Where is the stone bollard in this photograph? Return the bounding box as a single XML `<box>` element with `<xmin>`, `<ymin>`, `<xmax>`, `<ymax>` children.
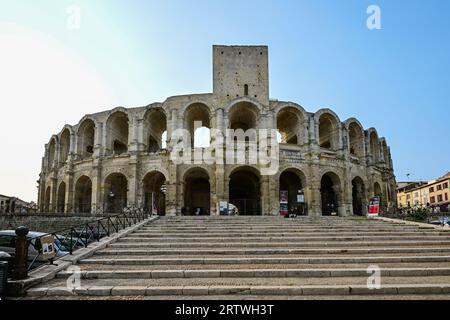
<box><xmin>12</xmin><ymin>226</ymin><xmax>29</xmax><ymax>280</ymax></box>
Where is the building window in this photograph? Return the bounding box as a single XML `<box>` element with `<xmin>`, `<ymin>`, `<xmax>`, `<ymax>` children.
<box><xmin>429</xmin><ymin>187</ymin><xmax>434</xmax><ymax>193</ymax></box>
<box><xmin>244</xmin><ymin>84</ymin><xmax>249</xmax><ymax>96</ymax></box>
<box><xmin>438</xmin><ymin>195</ymin><xmax>443</xmax><ymax>202</ymax></box>
<box><xmin>430</xmin><ymin>196</ymin><xmax>435</xmax><ymax>203</ymax></box>
<box><xmin>437</xmin><ymin>185</ymin><xmax>442</xmax><ymax>191</ymax></box>
<box><xmin>414</xmin><ymin>192</ymin><xmax>419</xmax><ymax>197</ymax></box>
<box><xmin>443</xmin><ymin>182</ymin><xmax>449</xmax><ymax>189</ymax></box>
<box><xmin>445</xmin><ymin>193</ymin><xmax>448</xmax><ymax>201</ymax></box>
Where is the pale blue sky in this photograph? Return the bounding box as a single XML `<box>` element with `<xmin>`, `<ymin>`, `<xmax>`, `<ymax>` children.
<box><xmin>0</xmin><ymin>0</ymin><xmax>449</xmax><ymax>201</ymax></box>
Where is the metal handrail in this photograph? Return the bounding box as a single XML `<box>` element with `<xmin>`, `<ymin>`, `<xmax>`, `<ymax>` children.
<box><xmin>17</xmin><ymin>209</ymin><xmax>148</xmax><ymax>272</ymax></box>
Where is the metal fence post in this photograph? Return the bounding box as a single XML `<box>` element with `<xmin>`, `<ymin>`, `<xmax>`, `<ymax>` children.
<box><xmin>12</xmin><ymin>226</ymin><xmax>29</xmax><ymax>280</ymax></box>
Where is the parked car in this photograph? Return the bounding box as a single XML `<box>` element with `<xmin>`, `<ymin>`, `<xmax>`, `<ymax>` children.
<box><xmin>430</xmin><ymin>217</ymin><xmax>450</xmax><ymax>226</ymax></box>
<box><xmin>0</xmin><ymin>230</ymin><xmax>70</xmax><ymax>265</ymax></box>
<box><xmin>0</xmin><ymin>251</ymin><xmax>13</xmax><ymax>276</ymax></box>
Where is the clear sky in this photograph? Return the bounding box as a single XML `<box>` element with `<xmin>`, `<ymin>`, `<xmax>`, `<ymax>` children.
<box><xmin>0</xmin><ymin>0</ymin><xmax>449</xmax><ymax>202</ymax></box>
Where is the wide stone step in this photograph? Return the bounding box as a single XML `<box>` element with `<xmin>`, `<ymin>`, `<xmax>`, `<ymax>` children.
<box><xmin>119</xmin><ymin>235</ymin><xmax>450</xmax><ymax>242</ymax></box>
<box><xmin>80</xmin><ymin>255</ymin><xmax>450</xmax><ymax>266</ymax></box>
<box><xmin>76</xmin><ymin>261</ymin><xmax>450</xmax><ymax>271</ymax></box>
<box><xmin>128</xmin><ymin>231</ymin><xmax>445</xmax><ymax>238</ymax></box>
<box><xmin>26</xmin><ymin>275</ymin><xmax>450</xmax><ymax>295</ymax></box>
<box><xmin>95</xmin><ymin>247</ymin><xmax>450</xmax><ymax>256</ymax></box>
<box><xmin>55</xmin><ymin>267</ymin><xmax>450</xmax><ymax>280</ymax></box>
<box><xmin>108</xmin><ymin>240</ymin><xmax>450</xmax><ymax>249</ymax></box>
<box><xmin>140</xmin><ymin>226</ymin><xmax>426</xmax><ymax>232</ymax></box>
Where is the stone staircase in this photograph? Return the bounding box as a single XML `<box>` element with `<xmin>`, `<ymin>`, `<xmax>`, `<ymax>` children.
<box><xmin>26</xmin><ymin>216</ymin><xmax>450</xmax><ymax>299</ymax></box>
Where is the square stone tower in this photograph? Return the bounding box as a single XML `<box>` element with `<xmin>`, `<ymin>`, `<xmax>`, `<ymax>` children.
<box><xmin>213</xmin><ymin>45</ymin><xmax>269</xmax><ymax>105</ymax></box>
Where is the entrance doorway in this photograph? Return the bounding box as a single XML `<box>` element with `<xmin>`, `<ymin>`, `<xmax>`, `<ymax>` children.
<box><xmin>352</xmin><ymin>177</ymin><xmax>366</xmax><ymax>216</ymax></box>
<box><xmin>229</xmin><ymin>167</ymin><xmax>261</xmax><ymax>215</ymax></box>
<box><xmin>321</xmin><ymin>172</ymin><xmax>341</xmax><ymax>216</ymax></box>
<box><xmin>183</xmin><ymin>168</ymin><xmax>211</xmax><ymax>215</ymax></box>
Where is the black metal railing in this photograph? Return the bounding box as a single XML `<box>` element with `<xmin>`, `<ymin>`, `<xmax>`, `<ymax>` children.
<box><xmin>12</xmin><ymin>208</ymin><xmax>148</xmax><ymax>276</ymax></box>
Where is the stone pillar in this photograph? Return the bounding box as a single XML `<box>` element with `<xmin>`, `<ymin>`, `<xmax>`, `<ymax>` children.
<box><xmin>261</xmin><ymin>175</ymin><xmax>270</xmax><ymax>215</ymax></box>
<box><xmin>65</xmin><ymin>171</ymin><xmax>74</xmax><ymax>213</ymax></box>
<box><xmin>128</xmin><ymin>117</ymin><xmax>138</xmax><ymax>154</ymax></box>
<box><xmin>270</xmin><ymin>176</ymin><xmax>280</xmax><ymax>216</ymax></box>
<box><xmin>50</xmin><ymin>176</ymin><xmax>57</xmax><ymax>213</ymax></box>
<box><xmin>128</xmin><ymin>155</ymin><xmax>139</xmax><ymax>207</ymax></box>
<box><xmin>94</xmin><ymin>122</ymin><xmax>103</xmax><ymax>158</ymax></box>
<box><xmin>91</xmin><ymin>162</ymin><xmax>102</xmax><ymax>214</ymax></box>
<box><xmin>165</xmin><ymin>163</ymin><xmax>178</xmax><ymax>216</ymax></box>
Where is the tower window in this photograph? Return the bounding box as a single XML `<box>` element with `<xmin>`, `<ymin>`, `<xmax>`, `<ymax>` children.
<box><xmin>244</xmin><ymin>84</ymin><xmax>249</xmax><ymax>96</ymax></box>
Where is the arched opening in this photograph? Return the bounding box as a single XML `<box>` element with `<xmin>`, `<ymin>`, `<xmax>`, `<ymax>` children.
<box><xmin>229</xmin><ymin>167</ymin><xmax>261</xmax><ymax>215</ymax></box>
<box><xmin>60</xmin><ymin>129</ymin><xmax>71</xmax><ymax>165</ymax></box>
<box><xmin>381</xmin><ymin>141</ymin><xmax>389</xmax><ymax>165</ymax></box>
<box><xmin>57</xmin><ymin>182</ymin><xmax>66</xmax><ymax>213</ymax></box>
<box><xmin>48</xmin><ymin>138</ymin><xmax>56</xmax><ymax>168</ymax></box>
<box><xmin>352</xmin><ymin>177</ymin><xmax>366</xmax><ymax>216</ymax></box>
<box><xmin>183</xmin><ymin>168</ymin><xmax>210</xmax><ymax>215</ymax></box>
<box><xmin>369</xmin><ymin>132</ymin><xmax>380</xmax><ymax>163</ymax></box>
<box><xmin>318</xmin><ymin>114</ymin><xmax>338</xmax><ymax>150</ymax></box>
<box><xmin>277</xmin><ymin>107</ymin><xmax>303</xmax><ymax>145</ymax></box>
<box><xmin>74</xmin><ymin>176</ymin><xmax>92</xmax><ymax>213</ymax></box>
<box><xmin>228</xmin><ymin>101</ymin><xmax>259</xmax><ymax>131</ymax></box>
<box><xmin>106</xmin><ymin>112</ymin><xmax>129</xmax><ymax>156</ymax></box>
<box><xmin>143</xmin><ymin>171</ymin><xmax>166</xmax><ymax>215</ymax></box>
<box><xmin>44</xmin><ymin>186</ymin><xmax>51</xmax><ymax>212</ymax></box>
<box><xmin>104</xmin><ymin>173</ymin><xmax>128</xmax><ymax>213</ymax></box>
<box><xmin>348</xmin><ymin>122</ymin><xmax>364</xmax><ymax>158</ymax></box>
<box><xmin>321</xmin><ymin>172</ymin><xmax>341</xmax><ymax>216</ymax></box>
<box><xmin>279</xmin><ymin>169</ymin><xmax>307</xmax><ymax>215</ymax></box>
<box><xmin>77</xmin><ymin>119</ymin><xmax>95</xmax><ymax>160</ymax></box>
<box><xmin>144</xmin><ymin>108</ymin><xmax>167</xmax><ymax>153</ymax></box>
<box><xmin>184</xmin><ymin>103</ymin><xmax>211</xmax><ymax>148</ymax></box>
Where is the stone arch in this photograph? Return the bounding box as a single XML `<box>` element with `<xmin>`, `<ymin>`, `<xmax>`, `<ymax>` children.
<box><xmin>345</xmin><ymin>118</ymin><xmax>365</xmax><ymax>158</ymax></box>
<box><xmin>47</xmin><ymin>136</ymin><xmax>58</xmax><ymax>168</ymax></box>
<box><xmin>44</xmin><ymin>186</ymin><xmax>51</xmax><ymax>212</ymax></box>
<box><xmin>59</xmin><ymin>128</ymin><xmax>71</xmax><ymax>165</ymax></box>
<box><xmin>351</xmin><ymin>176</ymin><xmax>366</xmax><ymax>216</ymax></box>
<box><xmin>182</xmin><ymin>167</ymin><xmax>211</xmax><ymax>215</ymax></box>
<box><xmin>104</xmin><ymin>172</ymin><xmax>128</xmax><ymax>213</ymax></box>
<box><xmin>276</xmin><ymin>105</ymin><xmax>306</xmax><ymax>145</ymax></box>
<box><xmin>74</xmin><ymin>175</ymin><xmax>92</xmax><ymax>213</ymax></box>
<box><xmin>77</xmin><ymin>118</ymin><xmax>96</xmax><ymax>160</ymax></box>
<box><xmin>315</xmin><ymin>109</ymin><xmax>341</xmax><ymax>151</ymax></box>
<box><xmin>106</xmin><ymin>111</ymin><xmax>129</xmax><ymax>156</ymax></box>
<box><xmin>227</xmin><ymin>100</ymin><xmax>261</xmax><ymax>130</ymax></box>
<box><xmin>320</xmin><ymin>171</ymin><xmax>343</xmax><ymax>216</ymax></box>
<box><xmin>183</xmin><ymin>102</ymin><xmax>212</xmax><ymax>148</ymax></box>
<box><xmin>57</xmin><ymin>181</ymin><xmax>66</xmax><ymax>213</ymax></box>
<box><xmin>229</xmin><ymin>166</ymin><xmax>261</xmax><ymax>215</ymax></box>
<box><xmin>367</xmin><ymin>128</ymin><xmax>380</xmax><ymax>163</ymax></box>
<box><xmin>142</xmin><ymin>170</ymin><xmax>166</xmax><ymax>215</ymax></box>
<box><xmin>143</xmin><ymin>107</ymin><xmax>167</xmax><ymax>153</ymax></box>
<box><xmin>279</xmin><ymin>168</ymin><xmax>308</xmax><ymax>215</ymax></box>
<box><xmin>380</xmin><ymin>138</ymin><xmax>389</xmax><ymax>166</ymax></box>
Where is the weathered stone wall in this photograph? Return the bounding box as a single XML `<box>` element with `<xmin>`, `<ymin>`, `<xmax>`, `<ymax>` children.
<box><xmin>0</xmin><ymin>214</ymin><xmax>102</xmax><ymax>234</ymax></box>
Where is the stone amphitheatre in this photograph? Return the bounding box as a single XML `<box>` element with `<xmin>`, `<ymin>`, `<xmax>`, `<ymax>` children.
<box><xmin>37</xmin><ymin>45</ymin><xmax>396</xmax><ymax>217</ymax></box>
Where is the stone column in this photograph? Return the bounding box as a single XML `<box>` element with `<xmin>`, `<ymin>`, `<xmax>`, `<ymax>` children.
<box><xmin>65</xmin><ymin>171</ymin><xmax>74</xmax><ymax>213</ymax></box>
<box><xmin>50</xmin><ymin>176</ymin><xmax>57</xmax><ymax>213</ymax></box>
<box><xmin>165</xmin><ymin>163</ymin><xmax>178</xmax><ymax>216</ymax></box>
<box><xmin>91</xmin><ymin>161</ymin><xmax>102</xmax><ymax>214</ymax></box>
<box><xmin>270</xmin><ymin>176</ymin><xmax>280</xmax><ymax>216</ymax></box>
<box><xmin>127</xmin><ymin>155</ymin><xmax>139</xmax><ymax>207</ymax></box>
<box><xmin>261</xmin><ymin>175</ymin><xmax>270</xmax><ymax>215</ymax></box>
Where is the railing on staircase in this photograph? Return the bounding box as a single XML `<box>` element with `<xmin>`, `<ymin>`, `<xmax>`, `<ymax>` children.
<box><xmin>9</xmin><ymin>208</ymin><xmax>149</xmax><ymax>280</ymax></box>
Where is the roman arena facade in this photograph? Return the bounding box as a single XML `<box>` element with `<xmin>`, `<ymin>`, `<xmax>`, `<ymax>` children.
<box><xmin>37</xmin><ymin>45</ymin><xmax>396</xmax><ymax>216</ymax></box>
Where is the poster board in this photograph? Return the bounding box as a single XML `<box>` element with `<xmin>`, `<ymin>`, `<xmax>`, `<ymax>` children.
<box><xmin>368</xmin><ymin>197</ymin><xmax>380</xmax><ymax>217</ymax></box>
<box><xmin>41</xmin><ymin>235</ymin><xmax>56</xmax><ymax>260</ymax></box>
<box><xmin>280</xmin><ymin>191</ymin><xmax>288</xmax><ymax>216</ymax></box>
